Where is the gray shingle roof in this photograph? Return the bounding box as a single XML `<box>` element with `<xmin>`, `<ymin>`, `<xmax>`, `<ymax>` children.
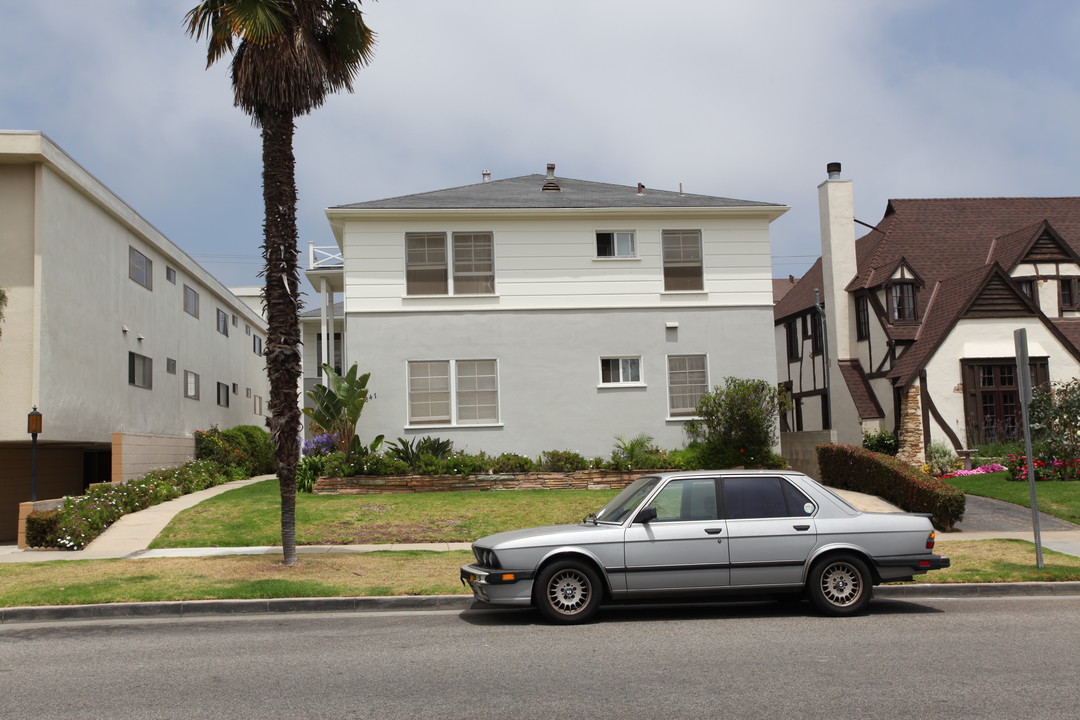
<box><xmin>332</xmin><ymin>174</ymin><xmax>782</xmax><ymax>210</ymax></box>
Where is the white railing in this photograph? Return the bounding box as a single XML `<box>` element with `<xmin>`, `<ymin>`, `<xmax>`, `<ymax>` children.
<box><xmin>308</xmin><ymin>242</ymin><xmax>343</xmax><ymax>269</ymax></box>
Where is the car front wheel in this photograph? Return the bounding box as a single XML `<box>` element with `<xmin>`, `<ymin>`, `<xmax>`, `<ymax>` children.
<box><xmin>806</xmin><ymin>555</ymin><xmax>872</xmax><ymax>616</ymax></box>
<box><xmin>534</xmin><ymin>560</ymin><xmax>602</xmax><ymax>624</ymax></box>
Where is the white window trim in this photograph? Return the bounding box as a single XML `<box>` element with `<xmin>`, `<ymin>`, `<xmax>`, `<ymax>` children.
<box><xmin>665</xmin><ymin>352</ymin><xmax>709</xmax><ymax>421</ymax></box>
<box><xmin>594</xmin><ymin>230</ymin><xmax>638</xmax><ymax>260</ymax></box>
<box><xmin>184</xmin><ymin>370</ymin><xmax>200</xmax><ymax>400</ymax></box>
<box><xmin>597</xmin><ymin>356</ymin><xmax>646</xmax><ymax>388</ymax></box>
<box><xmin>405</xmin><ymin>358</ymin><xmax>503</xmax><ymax>429</ymax></box>
<box><xmin>403</xmin><ymin>232</ymin><xmax>498</xmax><ymax>298</ymax></box>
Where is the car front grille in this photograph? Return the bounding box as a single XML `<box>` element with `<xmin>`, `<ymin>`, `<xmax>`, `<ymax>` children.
<box><xmin>473</xmin><ymin>547</ymin><xmax>500</xmax><ymax>569</ymax></box>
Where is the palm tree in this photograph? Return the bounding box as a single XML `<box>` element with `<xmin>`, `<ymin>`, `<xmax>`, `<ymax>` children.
<box><xmin>185</xmin><ymin>0</ymin><xmax>375</xmax><ymax>565</ymax></box>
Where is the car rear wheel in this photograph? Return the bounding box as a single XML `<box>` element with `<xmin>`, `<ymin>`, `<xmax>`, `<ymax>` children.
<box><xmin>534</xmin><ymin>560</ymin><xmax>601</xmax><ymax>624</ymax></box>
<box><xmin>806</xmin><ymin>555</ymin><xmax>872</xmax><ymax>616</ymax></box>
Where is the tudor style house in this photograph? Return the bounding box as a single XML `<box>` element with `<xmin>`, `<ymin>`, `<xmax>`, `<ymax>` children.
<box><xmin>304</xmin><ymin>165</ymin><xmax>788</xmax><ymax>457</ymax></box>
<box><xmin>775</xmin><ymin>162</ymin><xmax>1080</xmax><ymax>472</ymax></box>
<box><xmin>0</xmin><ymin>132</ymin><xmax>269</xmax><ymax>541</ymax></box>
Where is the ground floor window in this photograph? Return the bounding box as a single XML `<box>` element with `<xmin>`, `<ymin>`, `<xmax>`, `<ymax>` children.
<box><xmin>962</xmin><ymin>357</ymin><xmax>1048</xmax><ymax>445</ymax></box>
<box><xmin>667</xmin><ymin>354</ymin><xmax>708</xmax><ymax>417</ymax></box>
<box><xmin>407</xmin><ymin>359</ymin><xmax>499</xmax><ymax>426</ymax></box>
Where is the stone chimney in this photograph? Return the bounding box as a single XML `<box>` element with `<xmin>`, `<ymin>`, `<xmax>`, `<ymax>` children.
<box><xmin>818</xmin><ymin>162</ymin><xmax>857</xmax><ymax>362</ymax></box>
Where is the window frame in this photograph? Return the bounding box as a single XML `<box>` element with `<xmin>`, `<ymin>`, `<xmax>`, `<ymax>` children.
<box><xmin>165</xmin><ymin>266</ymin><xmax>177</xmax><ymax>284</ymax></box>
<box><xmin>184</xmin><ymin>370</ymin><xmax>200</xmax><ymax>400</ymax></box>
<box><xmin>183</xmin><ymin>285</ymin><xmax>199</xmax><ymax>318</ymax></box>
<box><xmin>128</xmin><ymin>247</ymin><xmax>153</xmax><ymax>290</ymax></box>
<box><xmin>406</xmin><ymin>358</ymin><xmax>501</xmax><ymax>428</ymax></box>
<box><xmin>253</xmin><ymin>334</ymin><xmax>263</xmax><ymax>356</ymax></box>
<box><xmin>661</xmin><ymin>229</ymin><xmax>704</xmax><ymax>292</ymax></box>
<box><xmin>595</xmin><ymin>231</ymin><xmax>637</xmax><ymax>259</ymax></box>
<box><xmin>128</xmin><ymin>352</ymin><xmax>153</xmax><ymax>389</ymax></box>
<box><xmin>216</xmin><ymin>309</ymin><xmax>229</xmax><ymax>336</ymax></box>
<box><xmin>855</xmin><ymin>294</ymin><xmax>870</xmax><ymax>341</ymax></box>
<box><xmin>785</xmin><ymin>320</ymin><xmax>800</xmax><ymax>362</ymax></box>
<box><xmin>666</xmin><ymin>353</ymin><xmax>708</xmax><ymax>419</ymax></box>
<box><xmin>405</xmin><ymin>232</ymin><xmax>496</xmax><ymax>296</ymax></box>
<box><xmin>887</xmin><ymin>281</ymin><xmax>917</xmax><ymax>323</ymax></box>
<box><xmin>599</xmin><ymin>356</ymin><xmax>644</xmax><ymax>387</ymax></box>
<box><xmin>1060</xmin><ymin>278</ymin><xmax>1078</xmax><ymax>312</ymax></box>
<box><xmin>216</xmin><ymin>381</ymin><xmax>230</xmax><ymax>408</ymax></box>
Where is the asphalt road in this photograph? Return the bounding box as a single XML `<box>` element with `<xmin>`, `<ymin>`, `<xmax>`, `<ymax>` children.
<box><xmin>3</xmin><ymin>596</ymin><xmax>1079</xmax><ymax>720</ymax></box>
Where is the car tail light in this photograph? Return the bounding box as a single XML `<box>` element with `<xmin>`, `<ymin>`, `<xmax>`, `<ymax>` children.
<box><xmin>926</xmin><ymin>531</ymin><xmax>936</xmax><ymax>550</ymax></box>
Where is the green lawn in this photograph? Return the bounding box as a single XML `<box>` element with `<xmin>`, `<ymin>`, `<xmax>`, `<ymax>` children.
<box><xmin>942</xmin><ymin>471</ymin><xmax>1080</xmax><ymax>526</ymax></box>
<box><xmin>150</xmin><ymin>480</ymin><xmax>621</xmax><ymax>548</ymax></box>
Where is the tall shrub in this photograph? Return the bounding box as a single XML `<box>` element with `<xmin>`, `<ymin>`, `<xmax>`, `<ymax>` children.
<box><xmin>303</xmin><ymin>363</ymin><xmax>379</xmax><ymax>455</ymax></box>
<box><xmin>1028</xmin><ymin>379</ymin><xmax>1080</xmax><ymax>465</ymax></box>
<box><xmin>684</xmin><ymin>377</ymin><xmax>787</xmax><ymax>468</ymax></box>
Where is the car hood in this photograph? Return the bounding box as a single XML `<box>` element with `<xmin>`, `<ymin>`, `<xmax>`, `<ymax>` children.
<box><xmin>475</xmin><ymin>522</ymin><xmax>623</xmax><ymax>549</ymax></box>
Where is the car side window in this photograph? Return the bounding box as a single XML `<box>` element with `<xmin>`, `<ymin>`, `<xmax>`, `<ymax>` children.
<box><xmin>723</xmin><ymin>476</ymin><xmax>792</xmax><ymax>520</ymax></box>
<box><xmin>648</xmin><ymin>478</ymin><xmax>719</xmax><ymax>522</ymax></box>
<box><xmin>781</xmin><ymin>479</ymin><xmax>816</xmax><ymax>517</ymax></box>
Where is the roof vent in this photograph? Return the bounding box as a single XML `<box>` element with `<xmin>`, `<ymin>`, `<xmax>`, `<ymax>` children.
<box><xmin>482</xmin><ymin>170</ymin><xmax>491</xmax><ymax>183</ymax></box>
<box><xmin>826</xmin><ymin>162</ymin><xmax>842</xmax><ymax>180</ymax></box>
<box><xmin>541</xmin><ymin>163</ymin><xmax>561</xmax><ymax>192</ymax></box>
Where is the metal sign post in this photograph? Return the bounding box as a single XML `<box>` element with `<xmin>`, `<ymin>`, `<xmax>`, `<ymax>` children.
<box><xmin>1014</xmin><ymin>329</ymin><xmax>1044</xmax><ymax>568</ymax></box>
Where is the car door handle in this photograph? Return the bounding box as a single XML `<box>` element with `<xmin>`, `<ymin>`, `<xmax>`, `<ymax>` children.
<box><xmin>793</xmin><ymin>525</ymin><xmax>810</xmax><ymax>531</ymax></box>
<box><xmin>704</xmin><ymin>528</ymin><xmax>723</xmax><ymax>535</ymax></box>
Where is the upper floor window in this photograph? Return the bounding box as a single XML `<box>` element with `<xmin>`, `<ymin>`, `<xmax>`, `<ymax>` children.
<box><xmin>184</xmin><ymin>371</ymin><xmax>200</xmax><ymax>400</ymax></box>
<box><xmin>1016</xmin><ymin>278</ymin><xmax>1038</xmax><ymax>307</ymax></box>
<box><xmin>596</xmin><ymin>231</ymin><xmax>636</xmax><ymax>258</ymax></box>
<box><xmin>166</xmin><ymin>266</ymin><xmax>177</xmax><ymax>284</ymax></box>
<box><xmin>129</xmin><ymin>247</ymin><xmax>152</xmax><ymax>290</ymax></box>
<box><xmin>811</xmin><ymin>312</ymin><xmax>823</xmax><ymax>355</ymax></box>
<box><xmin>315</xmin><ymin>332</ymin><xmax>342</xmax><ymax>377</ymax></box>
<box><xmin>600</xmin><ymin>357</ymin><xmax>642</xmax><ymax>385</ymax></box>
<box><xmin>667</xmin><ymin>354</ymin><xmax>708</xmax><ymax>417</ymax></box>
<box><xmin>217</xmin><ymin>382</ymin><xmax>230</xmax><ymax>408</ymax></box>
<box><xmin>785</xmin><ymin>321</ymin><xmax>800</xmax><ymax>361</ymax></box>
<box><xmin>216</xmin><ymin>309</ymin><xmax>229</xmax><ymax>336</ymax></box>
<box><xmin>184</xmin><ymin>285</ymin><xmax>199</xmax><ymax>318</ymax></box>
<box><xmin>253</xmin><ymin>335</ymin><xmax>263</xmax><ymax>356</ymax></box>
<box><xmin>1061</xmin><ymin>278</ymin><xmax>1078</xmax><ymax>311</ymax></box>
<box><xmin>888</xmin><ymin>282</ymin><xmax>917</xmax><ymax>322</ymax></box>
<box><xmin>128</xmin><ymin>352</ymin><xmax>152</xmax><ymax>389</ymax></box>
<box><xmin>661</xmin><ymin>230</ymin><xmax>703</xmax><ymax>292</ymax></box>
<box><xmin>855</xmin><ymin>295</ymin><xmax>870</xmax><ymax>341</ymax></box>
<box><xmin>405</xmin><ymin>232</ymin><xmax>494</xmax><ymax>295</ymax></box>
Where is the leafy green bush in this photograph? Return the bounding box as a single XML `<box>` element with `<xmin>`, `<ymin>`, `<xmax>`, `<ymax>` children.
<box><xmin>610</xmin><ymin>434</ymin><xmax>659</xmax><ymax>470</ymax></box>
<box><xmin>414</xmin><ymin>451</ymin><xmax>490</xmax><ymax>476</ymax></box>
<box><xmin>223</xmin><ymin>425</ymin><xmax>275</xmax><ymax>475</ymax></box>
<box><xmin>816</xmin><ymin>444</ymin><xmax>965</xmax><ymax>531</ymax></box>
<box><xmin>1029</xmin><ymin>379</ymin><xmax>1080</xmax><ymax>463</ymax></box>
<box><xmin>542</xmin><ymin>450</ymin><xmax>589</xmax><ymax>472</ymax></box>
<box><xmin>323</xmin><ymin>451</ymin><xmax>363</xmax><ymax>478</ymax></box>
<box><xmin>684</xmin><ymin>377</ymin><xmax>786</xmax><ymax>468</ymax></box>
<box><xmin>360</xmin><ymin>454</ymin><xmax>411</xmax><ymax>476</ymax></box>
<box><xmin>926</xmin><ymin>441</ymin><xmax>959</xmax><ymax>477</ymax></box>
<box><xmin>386</xmin><ymin>436</ymin><xmax>454</xmax><ymax>465</ymax></box>
<box><xmin>490</xmin><ymin>452</ymin><xmax>537</xmax><ymax>473</ymax></box>
<box><xmin>861</xmin><ymin>428</ymin><xmax>899</xmax><ymax>456</ymax></box>
<box><xmin>28</xmin><ymin>460</ymin><xmax>234</xmax><ymax>550</ymax></box>
<box><xmin>296</xmin><ymin>455</ymin><xmax>326</xmax><ymax>493</ymax></box>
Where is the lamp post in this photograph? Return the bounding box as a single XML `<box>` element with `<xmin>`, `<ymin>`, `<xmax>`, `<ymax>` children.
<box><xmin>27</xmin><ymin>406</ymin><xmax>42</xmax><ymax>502</ymax></box>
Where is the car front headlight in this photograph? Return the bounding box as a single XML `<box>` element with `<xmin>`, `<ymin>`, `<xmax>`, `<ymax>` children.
<box><xmin>473</xmin><ymin>546</ymin><xmax>500</xmax><ymax>569</ymax></box>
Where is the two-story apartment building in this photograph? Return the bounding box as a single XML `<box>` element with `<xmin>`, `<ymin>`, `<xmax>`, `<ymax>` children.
<box><xmin>305</xmin><ymin>165</ymin><xmax>788</xmax><ymax>457</ymax></box>
<box><xmin>0</xmin><ymin>132</ymin><xmax>269</xmax><ymax>540</ymax></box>
<box><xmin>775</xmin><ymin>163</ymin><xmax>1080</xmax><ymax>472</ymax></box>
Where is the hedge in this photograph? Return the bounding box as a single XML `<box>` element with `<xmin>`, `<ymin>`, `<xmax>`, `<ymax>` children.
<box><xmin>24</xmin><ymin>459</ymin><xmax>244</xmax><ymax>550</ymax></box>
<box><xmin>816</xmin><ymin>443</ymin><xmax>965</xmax><ymax>531</ymax></box>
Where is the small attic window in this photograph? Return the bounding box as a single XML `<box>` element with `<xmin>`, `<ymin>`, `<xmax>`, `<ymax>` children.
<box><xmin>1016</xmin><ymin>279</ymin><xmax>1038</xmax><ymax>307</ymax></box>
<box><xmin>888</xmin><ymin>282</ymin><xmax>917</xmax><ymax>323</ymax></box>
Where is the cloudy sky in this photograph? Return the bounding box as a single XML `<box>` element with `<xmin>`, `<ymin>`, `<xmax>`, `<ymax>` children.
<box><xmin>3</xmin><ymin>0</ymin><xmax>1079</xmax><ymax>295</ymax></box>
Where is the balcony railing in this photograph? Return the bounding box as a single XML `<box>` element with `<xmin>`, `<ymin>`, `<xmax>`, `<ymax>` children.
<box><xmin>308</xmin><ymin>242</ymin><xmax>343</xmax><ymax>269</ymax></box>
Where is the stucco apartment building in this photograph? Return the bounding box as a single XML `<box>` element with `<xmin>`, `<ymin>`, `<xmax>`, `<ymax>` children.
<box><xmin>301</xmin><ymin>164</ymin><xmax>788</xmax><ymax>458</ymax></box>
<box><xmin>775</xmin><ymin>163</ymin><xmax>1080</xmax><ymax>473</ymax></box>
<box><xmin>0</xmin><ymin>132</ymin><xmax>269</xmax><ymax>541</ymax></box>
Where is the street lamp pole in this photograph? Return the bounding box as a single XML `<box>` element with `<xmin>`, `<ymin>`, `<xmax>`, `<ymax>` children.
<box><xmin>27</xmin><ymin>406</ymin><xmax>42</xmax><ymax>502</ymax></box>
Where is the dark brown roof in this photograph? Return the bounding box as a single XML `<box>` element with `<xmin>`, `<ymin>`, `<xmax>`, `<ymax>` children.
<box><xmin>772</xmin><ymin>277</ymin><xmax>798</xmax><ymax>304</ymax></box>
<box><xmin>837</xmin><ymin>359</ymin><xmax>884</xmax><ymax>419</ymax></box>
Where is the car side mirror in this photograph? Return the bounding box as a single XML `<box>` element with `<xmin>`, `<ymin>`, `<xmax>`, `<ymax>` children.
<box><xmin>635</xmin><ymin>506</ymin><xmax>657</xmax><ymax>524</ymax></box>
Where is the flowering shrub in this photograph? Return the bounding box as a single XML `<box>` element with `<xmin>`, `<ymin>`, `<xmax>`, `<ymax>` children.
<box><xmin>1003</xmin><ymin>453</ymin><xmax>1080</xmax><ymax>482</ymax></box>
<box><xmin>937</xmin><ymin>463</ymin><xmax>1007</xmax><ymax>479</ymax></box>
<box><xmin>27</xmin><ymin>460</ymin><xmax>236</xmax><ymax>550</ymax></box>
<box><xmin>302</xmin><ymin>433</ymin><xmax>339</xmax><ymax>457</ymax></box>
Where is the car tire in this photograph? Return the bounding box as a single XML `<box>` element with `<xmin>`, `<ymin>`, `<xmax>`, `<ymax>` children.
<box><xmin>534</xmin><ymin>560</ymin><xmax>602</xmax><ymax>624</ymax></box>
<box><xmin>806</xmin><ymin>555</ymin><xmax>872</xmax><ymax>616</ymax></box>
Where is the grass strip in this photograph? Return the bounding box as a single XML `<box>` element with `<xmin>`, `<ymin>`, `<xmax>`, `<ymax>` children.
<box><xmin>149</xmin><ymin>481</ymin><xmax>621</xmax><ymax>548</ymax></box>
<box><xmin>2</xmin><ymin>542</ymin><xmax>1078</xmax><ymax>608</ymax></box>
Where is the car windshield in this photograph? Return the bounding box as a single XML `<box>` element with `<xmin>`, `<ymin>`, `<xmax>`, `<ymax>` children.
<box><xmin>593</xmin><ymin>475</ymin><xmax>662</xmax><ymax>524</ymax></box>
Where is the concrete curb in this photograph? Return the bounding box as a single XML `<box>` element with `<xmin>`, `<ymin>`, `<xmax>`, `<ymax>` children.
<box><xmin>4</xmin><ymin>582</ymin><xmax>1080</xmax><ymax>625</ymax></box>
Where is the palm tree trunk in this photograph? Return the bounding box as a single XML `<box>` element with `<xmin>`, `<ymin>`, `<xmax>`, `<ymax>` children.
<box><xmin>260</xmin><ymin>109</ymin><xmax>302</xmax><ymax>566</ymax></box>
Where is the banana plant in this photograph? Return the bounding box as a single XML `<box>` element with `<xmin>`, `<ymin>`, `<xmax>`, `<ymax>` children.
<box><xmin>303</xmin><ymin>363</ymin><xmax>375</xmax><ymax>455</ymax></box>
